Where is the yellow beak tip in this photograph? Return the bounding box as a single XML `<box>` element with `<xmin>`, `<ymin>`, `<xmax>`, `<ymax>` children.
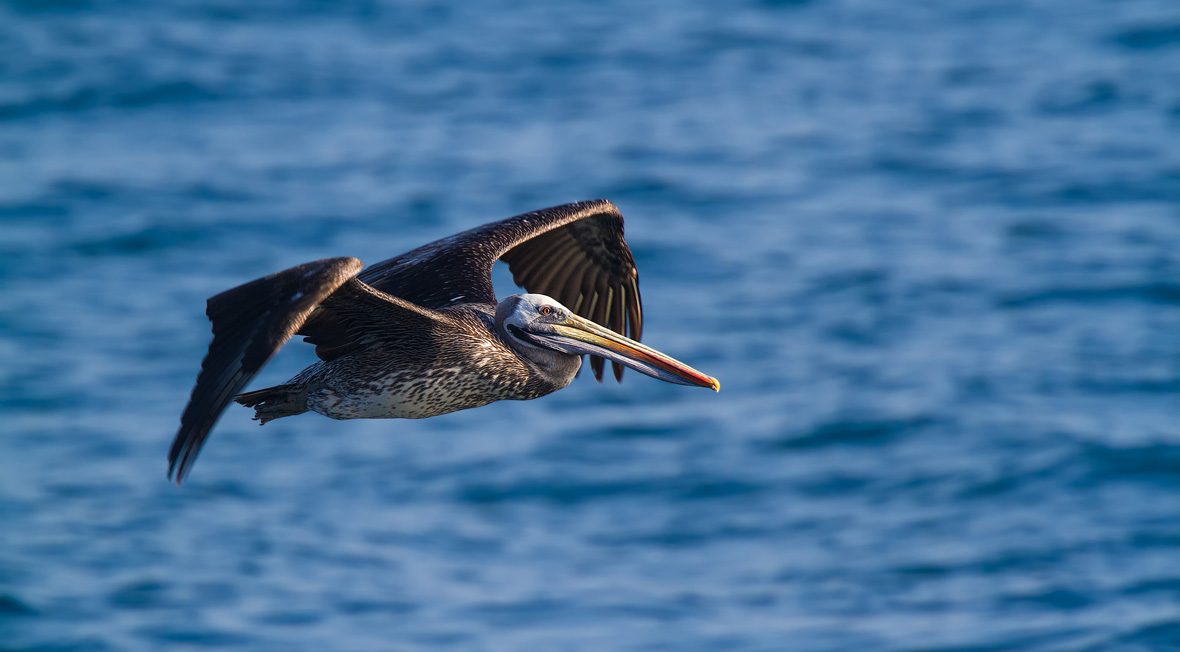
<box><xmin>708</xmin><ymin>377</ymin><xmax>721</xmax><ymax>392</ymax></box>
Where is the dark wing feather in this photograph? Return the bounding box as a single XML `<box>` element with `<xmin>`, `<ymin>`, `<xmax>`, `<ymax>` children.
<box><xmin>501</xmin><ymin>206</ymin><xmax>641</xmax><ymax>381</ymax></box>
<box><xmin>359</xmin><ymin>199</ymin><xmax>643</xmax><ymax>381</ymax></box>
<box><xmin>168</xmin><ymin>257</ymin><xmax>362</xmax><ymax>483</ymax></box>
<box><xmin>310</xmin><ymin>277</ymin><xmax>450</xmax><ymax>349</ymax></box>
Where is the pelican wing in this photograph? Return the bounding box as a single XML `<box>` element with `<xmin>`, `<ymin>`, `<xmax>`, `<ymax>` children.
<box><xmin>359</xmin><ymin>199</ymin><xmax>643</xmax><ymax>381</ymax></box>
<box><xmin>300</xmin><ymin>276</ymin><xmax>450</xmax><ymax>361</ymax></box>
<box><xmin>168</xmin><ymin>257</ymin><xmax>362</xmax><ymax>483</ymax></box>
<box><xmin>170</xmin><ymin>263</ymin><xmax>450</xmax><ymax>483</ymax></box>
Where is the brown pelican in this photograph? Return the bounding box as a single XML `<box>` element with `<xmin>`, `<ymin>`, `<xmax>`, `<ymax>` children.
<box><xmin>168</xmin><ymin>199</ymin><xmax>719</xmax><ymax>483</ymax></box>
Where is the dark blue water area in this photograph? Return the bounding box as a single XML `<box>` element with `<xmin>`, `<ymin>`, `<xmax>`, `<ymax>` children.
<box><xmin>2</xmin><ymin>0</ymin><xmax>1180</xmax><ymax>649</ymax></box>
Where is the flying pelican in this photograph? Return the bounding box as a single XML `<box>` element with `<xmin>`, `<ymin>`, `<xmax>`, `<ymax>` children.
<box><xmin>168</xmin><ymin>199</ymin><xmax>719</xmax><ymax>483</ymax></box>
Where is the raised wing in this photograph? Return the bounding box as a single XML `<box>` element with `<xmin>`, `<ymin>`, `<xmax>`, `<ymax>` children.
<box><xmin>168</xmin><ymin>257</ymin><xmax>362</xmax><ymax>483</ymax></box>
<box><xmin>359</xmin><ymin>199</ymin><xmax>643</xmax><ymax>381</ymax></box>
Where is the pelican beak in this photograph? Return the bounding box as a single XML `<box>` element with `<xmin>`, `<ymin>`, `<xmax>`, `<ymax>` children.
<box><xmin>546</xmin><ymin>314</ymin><xmax>720</xmax><ymax>391</ymax></box>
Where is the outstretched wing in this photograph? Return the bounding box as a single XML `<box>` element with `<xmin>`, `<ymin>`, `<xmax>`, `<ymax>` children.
<box><xmin>299</xmin><ymin>275</ymin><xmax>450</xmax><ymax>363</ymax></box>
<box><xmin>359</xmin><ymin>199</ymin><xmax>643</xmax><ymax>381</ymax></box>
<box><xmin>168</xmin><ymin>257</ymin><xmax>362</xmax><ymax>483</ymax></box>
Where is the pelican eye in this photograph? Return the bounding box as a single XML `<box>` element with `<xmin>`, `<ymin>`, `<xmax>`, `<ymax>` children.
<box><xmin>539</xmin><ymin>305</ymin><xmax>554</xmax><ymax>316</ymax></box>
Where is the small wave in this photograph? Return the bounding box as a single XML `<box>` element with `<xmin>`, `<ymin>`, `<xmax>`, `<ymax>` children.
<box><xmin>0</xmin><ymin>80</ymin><xmax>221</xmax><ymax>122</ymax></box>
<box><xmin>3</xmin><ymin>0</ymin><xmax>91</xmax><ymax>14</ymax></box>
<box><xmin>333</xmin><ymin>598</ymin><xmax>417</xmax><ymax>616</ymax></box>
<box><xmin>1035</xmin><ymin>79</ymin><xmax>1122</xmax><ymax>116</ymax></box>
<box><xmin>1005</xmin><ymin>586</ymin><xmax>1095</xmax><ymax>611</ymax></box>
<box><xmin>1047</xmin><ymin>176</ymin><xmax>1180</xmax><ymax>205</ymax></box>
<box><xmin>1075</xmin><ymin>376</ymin><xmax>1180</xmax><ymax>395</ymax></box>
<box><xmin>0</xmin><ymin>200</ymin><xmax>70</xmax><ymax>221</ymax></box>
<box><xmin>0</xmin><ymin>593</ymin><xmax>36</xmax><ymax>616</ymax></box>
<box><xmin>1077</xmin><ymin>440</ymin><xmax>1180</xmax><ymax>485</ymax></box>
<box><xmin>71</xmin><ymin>224</ymin><xmax>212</xmax><ymax>258</ymax></box>
<box><xmin>595</xmin><ymin>523</ymin><xmax>772</xmax><ymax>549</ymax></box>
<box><xmin>138</xmin><ymin>626</ymin><xmax>256</xmax><ymax>648</ymax></box>
<box><xmin>769</xmin><ymin>414</ymin><xmax>940</xmax><ymax>450</ymax></box>
<box><xmin>458</xmin><ymin>473</ymin><xmax>765</xmax><ymax>506</ymax></box>
<box><xmin>804</xmin><ymin>267</ymin><xmax>888</xmax><ymax>297</ymax></box>
<box><xmin>1122</xmin><ymin>577</ymin><xmax>1180</xmax><ymax>598</ymax></box>
<box><xmin>952</xmin><ymin>461</ymin><xmax>1066</xmax><ymax>501</ymax></box>
<box><xmin>459</xmin><ymin>477</ymin><xmax>664</xmax><ymax>506</ymax></box>
<box><xmin>1109</xmin><ymin>22</ymin><xmax>1180</xmax><ymax>51</ymax></box>
<box><xmin>1097</xmin><ymin>619</ymin><xmax>1180</xmax><ymax>649</ymax></box>
<box><xmin>597</xmin><ymin>422</ymin><xmax>682</xmax><ymax>439</ymax></box>
<box><xmin>107</xmin><ymin>580</ymin><xmax>169</xmax><ymax>610</ymax></box>
<box><xmin>1004</xmin><ymin>217</ymin><xmax>1069</xmax><ymax>242</ymax></box>
<box><xmin>998</xmin><ymin>283</ymin><xmax>1180</xmax><ymax>309</ymax></box>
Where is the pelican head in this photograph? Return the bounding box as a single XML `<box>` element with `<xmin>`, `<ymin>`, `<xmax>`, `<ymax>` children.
<box><xmin>495</xmin><ymin>293</ymin><xmax>719</xmax><ymax>390</ymax></box>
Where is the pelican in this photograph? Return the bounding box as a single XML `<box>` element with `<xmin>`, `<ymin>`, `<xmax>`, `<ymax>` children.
<box><xmin>168</xmin><ymin>199</ymin><xmax>719</xmax><ymax>483</ymax></box>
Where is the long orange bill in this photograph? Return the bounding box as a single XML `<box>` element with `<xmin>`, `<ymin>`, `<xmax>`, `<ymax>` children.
<box><xmin>547</xmin><ymin>314</ymin><xmax>719</xmax><ymax>391</ymax></box>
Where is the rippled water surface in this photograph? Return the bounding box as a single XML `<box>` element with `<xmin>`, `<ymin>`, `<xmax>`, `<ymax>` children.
<box><xmin>3</xmin><ymin>1</ymin><xmax>1180</xmax><ymax>650</ymax></box>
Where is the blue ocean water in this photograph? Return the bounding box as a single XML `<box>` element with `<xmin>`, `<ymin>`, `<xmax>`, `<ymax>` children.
<box><xmin>2</xmin><ymin>0</ymin><xmax>1180</xmax><ymax>649</ymax></box>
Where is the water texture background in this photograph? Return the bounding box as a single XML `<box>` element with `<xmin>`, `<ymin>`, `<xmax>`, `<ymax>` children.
<box><xmin>3</xmin><ymin>1</ymin><xmax>1180</xmax><ymax>650</ymax></box>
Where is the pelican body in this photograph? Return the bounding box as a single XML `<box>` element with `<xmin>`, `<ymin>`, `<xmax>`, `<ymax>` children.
<box><xmin>169</xmin><ymin>200</ymin><xmax>718</xmax><ymax>483</ymax></box>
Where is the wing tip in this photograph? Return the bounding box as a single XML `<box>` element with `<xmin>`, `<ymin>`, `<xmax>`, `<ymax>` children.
<box><xmin>166</xmin><ymin>425</ymin><xmax>201</xmax><ymax>485</ymax></box>
<box><xmin>332</xmin><ymin>256</ymin><xmax>365</xmax><ymax>276</ymax></box>
<box><xmin>178</xmin><ymin>257</ymin><xmax>364</xmax><ymax>486</ymax></box>
<box><xmin>590</xmin><ymin>355</ymin><xmax>604</xmax><ymax>382</ymax></box>
<box><xmin>166</xmin><ymin>443</ymin><xmax>188</xmax><ymax>485</ymax></box>
<box><xmin>574</xmin><ymin>198</ymin><xmax>622</xmax><ymax>220</ymax></box>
